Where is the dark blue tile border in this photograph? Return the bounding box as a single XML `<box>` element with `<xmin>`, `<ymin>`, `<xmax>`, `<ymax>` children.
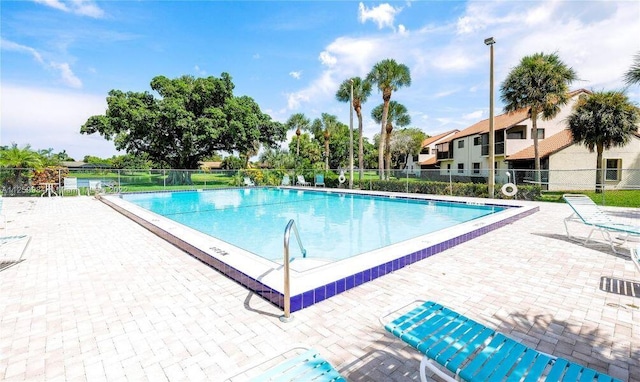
<box><xmin>101</xmin><ymin>193</ymin><xmax>538</xmax><ymax>314</ymax></box>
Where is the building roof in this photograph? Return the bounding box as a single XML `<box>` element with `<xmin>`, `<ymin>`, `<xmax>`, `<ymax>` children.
<box><xmin>418</xmin><ymin>156</ymin><xmax>438</xmax><ymax>166</ymax></box>
<box><xmin>506</xmin><ymin>129</ymin><xmax>575</xmax><ymax>161</ymax></box>
<box><xmin>440</xmin><ymin>109</ymin><xmax>530</xmax><ymax>144</ymax></box>
<box><xmin>199</xmin><ymin>161</ymin><xmax>223</xmax><ymax>169</ymax></box>
<box><xmin>421</xmin><ymin>130</ymin><xmax>459</xmax><ymax>147</ymax></box>
<box><xmin>440</xmin><ymin>89</ymin><xmax>593</xmax><ymax>145</ymax></box>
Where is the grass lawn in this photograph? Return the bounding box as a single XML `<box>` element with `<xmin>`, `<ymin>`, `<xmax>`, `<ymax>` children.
<box><xmin>540</xmin><ymin>190</ymin><xmax>640</xmax><ymax>208</ymax></box>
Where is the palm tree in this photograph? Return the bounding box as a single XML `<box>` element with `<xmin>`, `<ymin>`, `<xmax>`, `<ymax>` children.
<box><xmin>336</xmin><ymin>77</ymin><xmax>372</xmax><ymax>179</ymax></box>
<box><xmin>500</xmin><ymin>52</ymin><xmax>577</xmax><ymax>182</ymax></box>
<box><xmin>366</xmin><ymin>59</ymin><xmax>411</xmax><ymax>179</ymax></box>
<box><xmin>567</xmin><ymin>90</ymin><xmax>639</xmax><ymax>193</ymax></box>
<box><xmin>311</xmin><ymin>113</ymin><xmax>339</xmax><ymax>171</ymax></box>
<box><xmin>371</xmin><ymin>101</ymin><xmax>411</xmax><ymax>177</ymax></box>
<box><xmin>624</xmin><ymin>51</ymin><xmax>640</xmax><ymax>86</ymax></box>
<box><xmin>0</xmin><ymin>143</ymin><xmax>44</xmax><ymax>190</ymax></box>
<box><xmin>285</xmin><ymin>113</ymin><xmax>310</xmax><ymax>159</ymax></box>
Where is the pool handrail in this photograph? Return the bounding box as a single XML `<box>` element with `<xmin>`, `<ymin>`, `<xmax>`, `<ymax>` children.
<box><xmin>281</xmin><ymin>219</ymin><xmax>306</xmax><ymax>322</ymax></box>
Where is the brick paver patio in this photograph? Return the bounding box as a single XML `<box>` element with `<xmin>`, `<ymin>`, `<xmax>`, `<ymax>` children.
<box><xmin>1</xmin><ymin>196</ymin><xmax>638</xmax><ymax>381</ymax></box>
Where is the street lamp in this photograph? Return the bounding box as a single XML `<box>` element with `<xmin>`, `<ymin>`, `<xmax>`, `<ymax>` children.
<box><xmin>484</xmin><ymin>37</ymin><xmax>495</xmax><ymax>198</ymax></box>
<box><xmin>349</xmin><ymin>79</ymin><xmax>354</xmax><ymax>189</ymax></box>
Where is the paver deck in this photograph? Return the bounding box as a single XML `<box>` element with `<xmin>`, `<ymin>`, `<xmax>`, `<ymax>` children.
<box><xmin>0</xmin><ymin>196</ymin><xmax>638</xmax><ymax>381</ymax></box>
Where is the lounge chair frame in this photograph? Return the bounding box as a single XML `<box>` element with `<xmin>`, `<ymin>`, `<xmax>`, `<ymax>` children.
<box><xmin>563</xmin><ymin>194</ymin><xmax>639</xmax><ymax>254</ymax></box>
<box><xmin>381</xmin><ymin>300</ymin><xmax>620</xmax><ymax>382</ymax></box>
<box><xmin>296</xmin><ymin>175</ymin><xmax>311</xmax><ymax>186</ymax></box>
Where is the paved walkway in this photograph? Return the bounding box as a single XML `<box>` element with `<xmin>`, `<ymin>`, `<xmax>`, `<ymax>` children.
<box><xmin>0</xmin><ymin>196</ymin><xmax>638</xmax><ymax>381</ymax></box>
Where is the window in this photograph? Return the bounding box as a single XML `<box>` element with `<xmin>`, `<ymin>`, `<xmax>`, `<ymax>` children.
<box><xmin>507</xmin><ymin>131</ymin><xmax>524</xmax><ymax>139</ymax></box>
<box><xmin>447</xmin><ymin>164</ymin><xmax>451</xmax><ymax>173</ymax></box>
<box><xmin>420</xmin><ymin>147</ymin><xmax>430</xmax><ymax>155</ymax></box>
<box><xmin>531</xmin><ymin>128</ymin><xmax>545</xmax><ymax>139</ymax></box>
<box><xmin>473</xmin><ymin>136</ymin><xmax>481</xmax><ymax>146</ymax></box>
<box><xmin>605</xmin><ymin>159</ymin><xmax>621</xmax><ymax>181</ymax></box>
<box><xmin>458</xmin><ymin>140</ymin><xmax>464</xmax><ymax>149</ymax></box>
<box><xmin>473</xmin><ymin>163</ymin><xmax>481</xmax><ymax>174</ymax></box>
<box><xmin>457</xmin><ymin>163</ymin><xmax>464</xmax><ymax>173</ymax></box>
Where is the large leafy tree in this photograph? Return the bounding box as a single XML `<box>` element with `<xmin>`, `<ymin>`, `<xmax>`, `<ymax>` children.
<box><xmin>311</xmin><ymin>113</ymin><xmax>340</xmax><ymax>171</ymax></box>
<box><xmin>336</xmin><ymin>77</ymin><xmax>372</xmax><ymax>179</ymax></box>
<box><xmin>389</xmin><ymin>127</ymin><xmax>427</xmax><ymax>169</ymax></box>
<box><xmin>371</xmin><ymin>101</ymin><xmax>411</xmax><ymax>176</ymax></box>
<box><xmin>500</xmin><ymin>52</ymin><xmax>577</xmax><ymax>181</ymax></box>
<box><xmin>81</xmin><ymin>74</ymin><xmax>285</xmax><ymax>184</ymax></box>
<box><xmin>366</xmin><ymin>59</ymin><xmax>411</xmax><ymax>179</ymax></box>
<box><xmin>285</xmin><ymin>113</ymin><xmax>310</xmax><ymax>159</ymax></box>
<box><xmin>567</xmin><ymin>90</ymin><xmax>639</xmax><ymax>193</ymax></box>
<box><xmin>624</xmin><ymin>51</ymin><xmax>640</xmax><ymax>86</ymax></box>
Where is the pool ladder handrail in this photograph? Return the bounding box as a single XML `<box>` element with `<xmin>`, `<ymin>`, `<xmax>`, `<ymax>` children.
<box><xmin>280</xmin><ymin>219</ymin><xmax>306</xmax><ymax>322</ymax></box>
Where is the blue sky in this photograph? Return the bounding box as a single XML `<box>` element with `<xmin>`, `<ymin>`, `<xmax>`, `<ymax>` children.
<box><xmin>1</xmin><ymin>0</ymin><xmax>639</xmax><ymax>160</ymax></box>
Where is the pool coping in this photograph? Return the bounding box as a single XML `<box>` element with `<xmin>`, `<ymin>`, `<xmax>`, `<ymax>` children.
<box><xmin>99</xmin><ymin>188</ymin><xmax>538</xmax><ymax>313</ymax></box>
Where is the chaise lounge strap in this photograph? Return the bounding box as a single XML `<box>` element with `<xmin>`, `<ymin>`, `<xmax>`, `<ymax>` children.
<box><xmin>384</xmin><ymin>301</ymin><xmax>622</xmax><ymax>382</ymax></box>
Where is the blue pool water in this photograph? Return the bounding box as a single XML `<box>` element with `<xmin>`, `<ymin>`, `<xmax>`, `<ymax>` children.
<box><xmin>123</xmin><ymin>188</ymin><xmax>504</xmax><ymax>262</ymax></box>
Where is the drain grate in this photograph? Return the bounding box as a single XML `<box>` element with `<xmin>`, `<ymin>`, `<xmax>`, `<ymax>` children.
<box><xmin>600</xmin><ymin>276</ymin><xmax>640</xmax><ymax>298</ymax></box>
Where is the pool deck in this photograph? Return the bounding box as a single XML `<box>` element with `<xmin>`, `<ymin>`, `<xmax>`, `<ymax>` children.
<box><xmin>0</xmin><ymin>196</ymin><xmax>638</xmax><ymax>381</ymax></box>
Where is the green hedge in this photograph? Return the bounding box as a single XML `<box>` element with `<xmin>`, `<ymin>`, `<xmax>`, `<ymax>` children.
<box><xmin>353</xmin><ymin>179</ymin><xmax>541</xmax><ymax>200</ymax></box>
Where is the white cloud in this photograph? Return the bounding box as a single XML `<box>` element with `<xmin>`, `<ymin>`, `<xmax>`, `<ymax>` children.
<box><xmin>289</xmin><ymin>71</ymin><xmax>302</xmax><ymax>80</ymax></box>
<box><xmin>319</xmin><ymin>51</ymin><xmax>337</xmax><ymax>67</ymax></box>
<box><xmin>0</xmin><ymin>84</ymin><xmax>117</xmax><ymax>159</ymax></box>
<box><xmin>0</xmin><ymin>39</ymin><xmax>44</xmax><ymax>64</ymax></box>
<box><xmin>1</xmin><ymin>38</ymin><xmax>83</xmax><ymax>88</ymax></box>
<box><xmin>358</xmin><ymin>2</ymin><xmax>401</xmax><ymax>30</ymax></box>
<box><xmin>34</xmin><ymin>0</ymin><xmax>105</xmax><ymax>18</ymax></box>
<box><xmin>194</xmin><ymin>65</ymin><xmax>206</xmax><ymax>75</ymax></box>
<box><xmin>252</xmin><ymin>53</ymin><xmax>261</xmax><ymax>59</ymax></box>
<box><xmin>462</xmin><ymin>110</ymin><xmax>484</xmax><ymax>120</ymax></box>
<box><xmin>50</xmin><ymin>62</ymin><xmax>82</xmax><ymax>88</ymax></box>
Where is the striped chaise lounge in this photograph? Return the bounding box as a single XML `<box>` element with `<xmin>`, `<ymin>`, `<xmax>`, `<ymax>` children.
<box><xmin>382</xmin><ymin>301</ymin><xmax>621</xmax><ymax>382</ymax></box>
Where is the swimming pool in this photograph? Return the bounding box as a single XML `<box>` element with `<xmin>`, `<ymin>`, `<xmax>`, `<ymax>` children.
<box><xmin>102</xmin><ymin>188</ymin><xmax>538</xmax><ymax>312</ymax></box>
<box><xmin>123</xmin><ymin>188</ymin><xmax>504</xmax><ymax>263</ymax></box>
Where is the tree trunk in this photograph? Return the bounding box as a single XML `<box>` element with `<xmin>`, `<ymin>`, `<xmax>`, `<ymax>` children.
<box><xmin>379</xmin><ymin>92</ymin><xmax>391</xmax><ymax>180</ymax></box>
<box><xmin>296</xmin><ymin>129</ymin><xmax>301</xmax><ymax>157</ymax></box>
<box><xmin>385</xmin><ymin>123</ymin><xmax>393</xmax><ymax>179</ymax></box>
<box><xmin>166</xmin><ymin>170</ymin><xmax>192</xmax><ymax>185</ymax></box>
<box><xmin>324</xmin><ymin>133</ymin><xmax>330</xmax><ymax>171</ymax></box>
<box><xmin>532</xmin><ymin>109</ymin><xmax>541</xmax><ymax>183</ymax></box>
<box><xmin>356</xmin><ymin>108</ymin><xmax>364</xmax><ymax>181</ymax></box>
<box><xmin>595</xmin><ymin>143</ymin><xmax>604</xmax><ymax>194</ymax></box>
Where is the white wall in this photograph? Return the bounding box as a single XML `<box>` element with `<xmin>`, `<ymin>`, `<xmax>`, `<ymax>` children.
<box><xmin>548</xmin><ymin>136</ymin><xmax>640</xmax><ymax>191</ymax></box>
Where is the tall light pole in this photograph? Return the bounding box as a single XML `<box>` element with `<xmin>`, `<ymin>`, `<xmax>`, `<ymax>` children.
<box><xmin>484</xmin><ymin>37</ymin><xmax>495</xmax><ymax>198</ymax></box>
<box><xmin>349</xmin><ymin>79</ymin><xmax>354</xmax><ymax>189</ymax></box>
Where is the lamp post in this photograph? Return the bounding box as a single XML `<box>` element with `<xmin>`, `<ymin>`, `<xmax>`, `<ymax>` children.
<box><xmin>349</xmin><ymin>79</ymin><xmax>354</xmax><ymax>189</ymax></box>
<box><xmin>484</xmin><ymin>36</ymin><xmax>495</xmax><ymax>199</ymax></box>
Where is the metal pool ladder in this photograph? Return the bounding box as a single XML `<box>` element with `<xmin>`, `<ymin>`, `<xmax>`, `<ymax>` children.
<box><xmin>280</xmin><ymin>219</ymin><xmax>306</xmax><ymax>322</ymax></box>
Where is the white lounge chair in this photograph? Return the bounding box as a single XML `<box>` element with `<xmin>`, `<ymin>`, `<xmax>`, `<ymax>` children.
<box><xmin>296</xmin><ymin>175</ymin><xmax>310</xmax><ymax>186</ymax></box>
<box><xmin>563</xmin><ymin>194</ymin><xmax>640</xmax><ymax>253</ymax></box>
<box><xmin>62</xmin><ymin>177</ymin><xmax>81</xmax><ymax>196</ymax></box>
<box><xmin>281</xmin><ymin>174</ymin><xmax>291</xmax><ymax>186</ymax></box>
<box><xmin>243</xmin><ymin>177</ymin><xmax>255</xmax><ymax>187</ymax></box>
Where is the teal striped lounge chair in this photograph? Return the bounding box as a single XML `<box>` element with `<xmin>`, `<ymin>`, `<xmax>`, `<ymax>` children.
<box><xmin>563</xmin><ymin>194</ymin><xmax>640</xmax><ymax>254</ymax></box>
<box><xmin>381</xmin><ymin>301</ymin><xmax>621</xmax><ymax>382</ymax></box>
<box><xmin>226</xmin><ymin>347</ymin><xmax>345</xmax><ymax>382</ymax></box>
